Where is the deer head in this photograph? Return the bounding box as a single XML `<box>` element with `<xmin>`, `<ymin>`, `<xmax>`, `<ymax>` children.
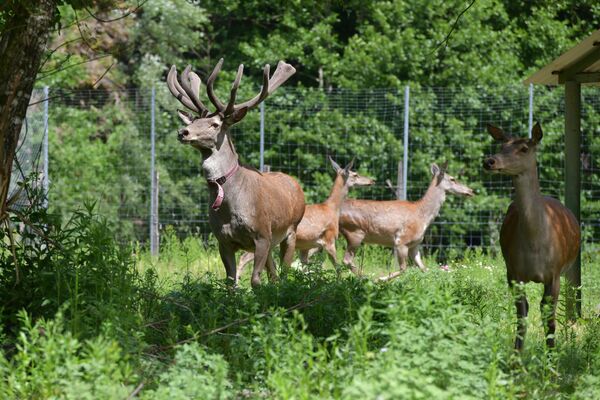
<box><xmin>483</xmin><ymin>122</ymin><xmax>543</xmax><ymax>175</ymax></box>
<box><xmin>167</xmin><ymin>58</ymin><xmax>296</xmax><ymax>151</ymax></box>
<box><xmin>431</xmin><ymin>161</ymin><xmax>474</xmax><ymax>197</ymax></box>
<box><xmin>329</xmin><ymin>156</ymin><xmax>375</xmax><ymax>188</ymax></box>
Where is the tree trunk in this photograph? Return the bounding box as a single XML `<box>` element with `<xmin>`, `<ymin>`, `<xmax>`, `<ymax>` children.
<box><xmin>0</xmin><ymin>0</ymin><xmax>57</xmax><ymax>219</ymax></box>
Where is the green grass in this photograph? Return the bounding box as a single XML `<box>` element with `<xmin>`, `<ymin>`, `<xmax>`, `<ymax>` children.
<box><xmin>1</xmin><ymin>215</ymin><xmax>600</xmax><ymax>398</ymax></box>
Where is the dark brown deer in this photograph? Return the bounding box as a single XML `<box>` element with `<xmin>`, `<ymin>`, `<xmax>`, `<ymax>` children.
<box><xmin>236</xmin><ymin>157</ymin><xmax>374</xmax><ymax>275</ymax></box>
<box><xmin>340</xmin><ymin>162</ymin><xmax>474</xmax><ymax>278</ymax></box>
<box><xmin>484</xmin><ymin>122</ymin><xmax>580</xmax><ymax>350</ymax></box>
<box><xmin>167</xmin><ymin>59</ymin><xmax>305</xmax><ymax>287</ymax></box>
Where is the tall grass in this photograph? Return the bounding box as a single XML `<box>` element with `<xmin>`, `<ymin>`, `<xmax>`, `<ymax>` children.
<box><xmin>0</xmin><ymin>216</ymin><xmax>599</xmax><ymax>398</ymax></box>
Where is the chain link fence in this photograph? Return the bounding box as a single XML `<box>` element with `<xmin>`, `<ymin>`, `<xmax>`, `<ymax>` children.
<box><xmin>22</xmin><ymin>84</ymin><xmax>600</xmax><ymax>257</ymax></box>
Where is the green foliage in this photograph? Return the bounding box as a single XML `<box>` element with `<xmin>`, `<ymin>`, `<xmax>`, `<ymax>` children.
<box><xmin>48</xmin><ymin>98</ymin><xmax>150</xmax><ymax>241</ymax></box>
<box><xmin>142</xmin><ymin>342</ymin><xmax>232</xmax><ymax>400</ymax></box>
<box><xmin>132</xmin><ymin>0</ymin><xmax>209</xmax><ymax>87</ymax></box>
<box><xmin>0</xmin><ymin>311</ymin><xmax>134</xmax><ymax>399</ymax></box>
<box><xmin>0</xmin><ymin>220</ymin><xmax>599</xmax><ymax>398</ymax></box>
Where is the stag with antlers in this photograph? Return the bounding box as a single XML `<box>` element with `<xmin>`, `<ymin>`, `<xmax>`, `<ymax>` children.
<box><xmin>167</xmin><ymin>59</ymin><xmax>305</xmax><ymax>287</ymax></box>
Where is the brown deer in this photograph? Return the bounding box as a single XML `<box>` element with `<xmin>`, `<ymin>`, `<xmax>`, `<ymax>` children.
<box><xmin>236</xmin><ymin>157</ymin><xmax>375</xmax><ymax>275</ymax></box>
<box><xmin>166</xmin><ymin>59</ymin><xmax>305</xmax><ymax>287</ymax></box>
<box><xmin>340</xmin><ymin>162</ymin><xmax>474</xmax><ymax>278</ymax></box>
<box><xmin>483</xmin><ymin>122</ymin><xmax>580</xmax><ymax>350</ymax></box>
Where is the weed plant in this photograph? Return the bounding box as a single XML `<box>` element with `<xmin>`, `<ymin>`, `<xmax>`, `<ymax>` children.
<box><xmin>0</xmin><ymin>212</ymin><xmax>599</xmax><ymax>398</ymax></box>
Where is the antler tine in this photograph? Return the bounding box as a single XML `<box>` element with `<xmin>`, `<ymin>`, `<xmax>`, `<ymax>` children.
<box><xmin>206</xmin><ymin>58</ymin><xmax>226</xmax><ymax>113</ymax></box>
<box><xmin>180</xmin><ymin>65</ymin><xmax>210</xmax><ymax>116</ymax></box>
<box><xmin>188</xmin><ymin>71</ymin><xmax>208</xmax><ymax>117</ymax></box>
<box><xmin>231</xmin><ymin>64</ymin><xmax>270</xmax><ymax>112</ymax></box>
<box><xmin>266</xmin><ymin>61</ymin><xmax>296</xmax><ymax>94</ymax></box>
<box><xmin>224</xmin><ymin>64</ymin><xmax>244</xmax><ymax>116</ymax></box>
<box><xmin>167</xmin><ymin>65</ymin><xmax>200</xmax><ymax>113</ymax></box>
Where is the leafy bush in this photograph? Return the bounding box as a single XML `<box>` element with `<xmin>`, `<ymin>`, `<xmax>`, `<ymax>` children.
<box><xmin>142</xmin><ymin>342</ymin><xmax>232</xmax><ymax>400</ymax></box>
<box><xmin>0</xmin><ymin>311</ymin><xmax>134</xmax><ymax>399</ymax></box>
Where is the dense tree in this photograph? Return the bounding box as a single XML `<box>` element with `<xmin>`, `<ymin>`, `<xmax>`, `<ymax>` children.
<box><xmin>28</xmin><ymin>0</ymin><xmax>600</xmax><ymax>248</ymax></box>
<box><xmin>0</xmin><ymin>0</ymin><xmax>60</xmax><ymax>220</ymax></box>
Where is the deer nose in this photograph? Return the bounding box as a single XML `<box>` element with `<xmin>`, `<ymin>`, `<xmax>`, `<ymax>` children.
<box><xmin>483</xmin><ymin>157</ymin><xmax>496</xmax><ymax>170</ymax></box>
<box><xmin>178</xmin><ymin>129</ymin><xmax>189</xmax><ymax>140</ymax></box>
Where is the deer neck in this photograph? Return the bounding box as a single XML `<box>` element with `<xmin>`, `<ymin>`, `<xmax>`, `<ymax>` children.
<box><xmin>324</xmin><ymin>174</ymin><xmax>348</xmax><ymax>213</ymax></box>
<box><xmin>512</xmin><ymin>164</ymin><xmax>545</xmax><ymax>233</ymax></box>
<box><xmin>416</xmin><ymin>178</ymin><xmax>446</xmax><ymax>226</ymax></box>
<box><xmin>200</xmin><ymin>130</ymin><xmax>239</xmax><ymax>181</ymax></box>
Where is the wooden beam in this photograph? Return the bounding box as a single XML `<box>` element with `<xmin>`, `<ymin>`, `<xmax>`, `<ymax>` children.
<box><xmin>573</xmin><ymin>72</ymin><xmax>600</xmax><ymax>84</ymax></box>
<box><xmin>564</xmin><ymin>80</ymin><xmax>582</xmax><ymax>319</ymax></box>
<box><xmin>557</xmin><ymin>44</ymin><xmax>600</xmax><ymax>83</ymax></box>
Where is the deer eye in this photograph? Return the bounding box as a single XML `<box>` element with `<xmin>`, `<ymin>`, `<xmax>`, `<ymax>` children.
<box><xmin>520</xmin><ymin>146</ymin><xmax>528</xmax><ymax>153</ymax></box>
<box><xmin>211</xmin><ymin>123</ymin><xmax>220</xmax><ymax>129</ymax></box>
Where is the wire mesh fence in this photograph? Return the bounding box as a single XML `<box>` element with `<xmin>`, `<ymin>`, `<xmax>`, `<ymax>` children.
<box><xmin>21</xmin><ymin>84</ymin><xmax>600</xmax><ymax>257</ymax></box>
<box><xmin>10</xmin><ymin>89</ymin><xmax>48</xmax><ymax>210</ymax></box>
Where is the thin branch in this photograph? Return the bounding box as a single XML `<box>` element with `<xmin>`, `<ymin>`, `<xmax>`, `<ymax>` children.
<box><xmin>5</xmin><ymin>220</ymin><xmax>20</xmax><ymax>285</ymax></box>
<box><xmin>127</xmin><ymin>382</ymin><xmax>144</xmax><ymax>399</ymax></box>
<box><xmin>9</xmin><ymin>210</ymin><xmax>63</xmax><ymax>249</ymax></box>
<box><xmin>92</xmin><ymin>61</ymin><xmax>116</xmax><ymax>88</ymax></box>
<box><xmin>39</xmin><ymin>37</ymin><xmax>84</xmax><ymax>70</ymax></box>
<box><xmin>73</xmin><ymin>9</ymin><xmax>96</xmax><ymax>53</ymax></box>
<box><xmin>84</xmin><ymin>1</ymin><xmax>148</xmax><ymax>24</ymax></box>
<box><xmin>428</xmin><ymin>0</ymin><xmax>477</xmax><ymax>56</ymax></box>
<box><xmin>28</xmin><ymin>94</ymin><xmax>64</xmax><ymax>108</ymax></box>
<box><xmin>38</xmin><ymin>53</ymin><xmax>112</xmax><ymax>79</ymax></box>
<box><xmin>160</xmin><ymin>292</ymin><xmax>322</xmax><ymax>351</ymax></box>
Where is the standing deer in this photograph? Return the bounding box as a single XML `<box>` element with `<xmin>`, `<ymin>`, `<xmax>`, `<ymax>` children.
<box><xmin>340</xmin><ymin>162</ymin><xmax>474</xmax><ymax>278</ymax></box>
<box><xmin>483</xmin><ymin>122</ymin><xmax>580</xmax><ymax>350</ymax></box>
<box><xmin>236</xmin><ymin>157</ymin><xmax>374</xmax><ymax>275</ymax></box>
<box><xmin>166</xmin><ymin>59</ymin><xmax>305</xmax><ymax>287</ymax></box>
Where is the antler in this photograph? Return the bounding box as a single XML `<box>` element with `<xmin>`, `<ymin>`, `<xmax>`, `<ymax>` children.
<box><xmin>206</xmin><ymin>58</ymin><xmax>296</xmax><ymax>116</ymax></box>
<box><xmin>167</xmin><ymin>65</ymin><xmax>210</xmax><ymax>117</ymax></box>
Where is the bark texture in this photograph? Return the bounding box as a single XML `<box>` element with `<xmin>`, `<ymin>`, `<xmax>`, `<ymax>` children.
<box><xmin>0</xmin><ymin>0</ymin><xmax>57</xmax><ymax>218</ymax></box>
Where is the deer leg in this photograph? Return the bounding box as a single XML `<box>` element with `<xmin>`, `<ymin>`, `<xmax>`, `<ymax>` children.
<box><xmin>512</xmin><ymin>283</ymin><xmax>529</xmax><ymax>351</ymax></box>
<box><xmin>236</xmin><ymin>251</ymin><xmax>255</xmax><ymax>278</ymax></box>
<box><xmin>218</xmin><ymin>243</ymin><xmax>237</xmax><ymax>286</ymax></box>
<box><xmin>251</xmin><ymin>238</ymin><xmax>270</xmax><ymax>288</ymax></box>
<box><xmin>266</xmin><ymin>252</ymin><xmax>278</xmax><ymax>283</ymax></box>
<box><xmin>379</xmin><ymin>244</ymin><xmax>408</xmax><ymax>281</ymax></box>
<box><xmin>395</xmin><ymin>243</ymin><xmax>408</xmax><ymax>272</ymax></box>
<box><xmin>342</xmin><ymin>231</ymin><xmax>364</xmax><ymax>274</ymax></box>
<box><xmin>324</xmin><ymin>242</ymin><xmax>338</xmax><ymax>266</ymax></box>
<box><xmin>307</xmin><ymin>247</ymin><xmax>320</xmax><ymax>261</ymax></box>
<box><xmin>541</xmin><ymin>277</ymin><xmax>560</xmax><ymax>348</ymax></box>
<box><xmin>409</xmin><ymin>246</ymin><xmax>427</xmax><ymax>272</ymax></box>
<box><xmin>299</xmin><ymin>249</ymin><xmax>310</xmax><ymax>264</ymax></box>
<box><xmin>279</xmin><ymin>231</ymin><xmax>297</xmax><ymax>268</ymax></box>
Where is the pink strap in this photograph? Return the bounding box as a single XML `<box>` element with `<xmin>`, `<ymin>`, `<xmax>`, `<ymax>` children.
<box><xmin>207</xmin><ymin>162</ymin><xmax>239</xmax><ymax>211</ymax></box>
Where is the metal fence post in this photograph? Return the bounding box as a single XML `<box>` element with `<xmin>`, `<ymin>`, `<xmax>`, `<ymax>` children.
<box><xmin>528</xmin><ymin>83</ymin><xmax>534</xmax><ymax>137</ymax></box>
<box><xmin>42</xmin><ymin>86</ymin><xmax>49</xmax><ymax>208</ymax></box>
<box><xmin>259</xmin><ymin>101</ymin><xmax>265</xmax><ymax>172</ymax></box>
<box><xmin>150</xmin><ymin>87</ymin><xmax>159</xmax><ymax>256</ymax></box>
<box><xmin>401</xmin><ymin>85</ymin><xmax>410</xmax><ymax>201</ymax></box>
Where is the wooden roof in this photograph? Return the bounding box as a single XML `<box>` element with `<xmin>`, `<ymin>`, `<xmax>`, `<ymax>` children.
<box><xmin>524</xmin><ymin>29</ymin><xmax>600</xmax><ymax>86</ymax></box>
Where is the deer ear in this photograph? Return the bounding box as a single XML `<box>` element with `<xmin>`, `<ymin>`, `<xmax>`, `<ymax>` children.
<box><xmin>487</xmin><ymin>124</ymin><xmax>508</xmax><ymax>142</ymax></box>
<box><xmin>177</xmin><ymin>109</ymin><xmax>194</xmax><ymax>125</ymax></box>
<box><xmin>441</xmin><ymin>160</ymin><xmax>449</xmax><ymax>173</ymax></box>
<box><xmin>531</xmin><ymin>122</ymin><xmax>543</xmax><ymax>144</ymax></box>
<box><xmin>430</xmin><ymin>163</ymin><xmax>440</xmax><ymax>176</ymax></box>
<box><xmin>329</xmin><ymin>156</ymin><xmax>342</xmax><ymax>172</ymax></box>
<box><xmin>228</xmin><ymin>107</ymin><xmax>248</xmax><ymax>125</ymax></box>
<box><xmin>344</xmin><ymin>157</ymin><xmax>355</xmax><ymax>172</ymax></box>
